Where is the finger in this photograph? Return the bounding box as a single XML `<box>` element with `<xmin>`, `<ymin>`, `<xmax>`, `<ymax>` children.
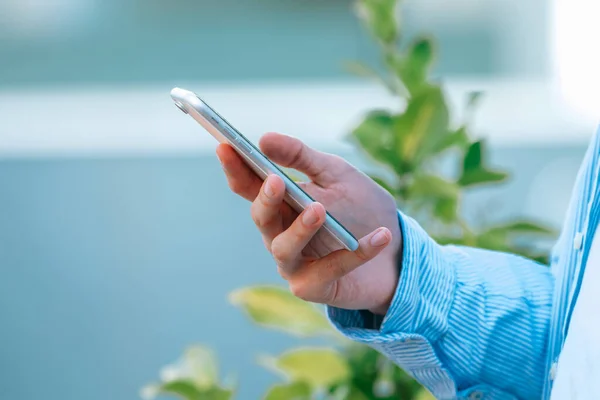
<box><xmin>259</xmin><ymin>132</ymin><xmax>346</xmax><ymax>185</ymax></box>
<box><xmin>311</xmin><ymin>227</ymin><xmax>392</xmax><ymax>282</ymax></box>
<box><xmin>270</xmin><ymin>202</ymin><xmax>326</xmax><ymax>271</ymax></box>
<box><xmin>250</xmin><ymin>174</ymin><xmax>287</xmax><ymax>244</ymax></box>
<box><xmin>216</xmin><ymin>143</ymin><xmax>262</xmax><ymax>201</ymax></box>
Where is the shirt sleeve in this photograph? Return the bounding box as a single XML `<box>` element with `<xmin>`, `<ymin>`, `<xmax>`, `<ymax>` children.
<box><xmin>327</xmin><ymin>211</ymin><xmax>554</xmax><ymax>400</ymax></box>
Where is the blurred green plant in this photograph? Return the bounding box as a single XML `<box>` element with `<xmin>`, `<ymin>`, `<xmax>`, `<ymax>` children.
<box><xmin>141</xmin><ymin>346</ymin><xmax>235</xmax><ymax>400</ymax></box>
<box><xmin>143</xmin><ymin>287</ymin><xmax>431</xmax><ymax>400</ymax></box>
<box><xmin>143</xmin><ymin>0</ymin><xmax>556</xmax><ymax>399</ymax></box>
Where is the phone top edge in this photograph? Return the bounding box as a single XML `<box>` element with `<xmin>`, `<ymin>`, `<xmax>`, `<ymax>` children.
<box><xmin>170</xmin><ymin>87</ymin><xmax>204</xmax><ymax>108</ymax></box>
<box><xmin>170</xmin><ymin>87</ymin><xmax>193</xmax><ymax>100</ymax></box>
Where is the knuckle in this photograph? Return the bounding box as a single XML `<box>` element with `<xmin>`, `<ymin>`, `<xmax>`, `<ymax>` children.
<box><xmin>227</xmin><ymin>179</ymin><xmax>241</xmax><ymax>194</ymax></box>
<box><xmin>270</xmin><ymin>239</ymin><xmax>288</xmax><ymax>265</ymax></box>
<box><xmin>258</xmin><ymin>190</ymin><xmax>274</xmax><ymax>208</ymax></box>
<box><xmin>355</xmin><ymin>247</ymin><xmax>371</xmax><ymax>262</ymax></box>
<box><xmin>250</xmin><ymin>202</ymin><xmax>271</xmax><ymax>229</ymax></box>
<box><xmin>289</xmin><ymin>142</ymin><xmax>305</xmax><ymax>168</ymax></box>
<box><xmin>290</xmin><ymin>221</ymin><xmax>310</xmax><ymax>242</ymax></box>
<box><xmin>251</xmin><ymin>215</ymin><xmax>266</xmax><ymax>230</ymax></box>
<box><xmin>249</xmin><ymin>203</ymin><xmax>264</xmax><ymax>227</ymax></box>
<box><xmin>289</xmin><ymin>281</ymin><xmax>310</xmax><ymax>301</ymax></box>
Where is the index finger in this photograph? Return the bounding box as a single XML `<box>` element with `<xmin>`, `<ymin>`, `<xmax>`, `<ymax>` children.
<box><xmin>216</xmin><ymin>143</ymin><xmax>263</xmax><ymax>201</ymax></box>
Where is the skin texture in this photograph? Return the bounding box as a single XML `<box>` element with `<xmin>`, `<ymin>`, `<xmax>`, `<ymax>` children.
<box><xmin>216</xmin><ymin>132</ymin><xmax>402</xmax><ymax>315</ymax></box>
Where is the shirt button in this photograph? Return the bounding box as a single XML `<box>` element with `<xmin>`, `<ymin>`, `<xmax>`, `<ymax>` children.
<box><xmin>469</xmin><ymin>391</ymin><xmax>483</xmax><ymax>400</ymax></box>
<box><xmin>550</xmin><ymin>362</ymin><xmax>558</xmax><ymax>381</ymax></box>
<box><xmin>573</xmin><ymin>232</ymin><xmax>584</xmax><ymax>250</ymax></box>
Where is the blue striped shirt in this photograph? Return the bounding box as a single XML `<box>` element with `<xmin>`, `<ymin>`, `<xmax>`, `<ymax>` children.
<box><xmin>328</xmin><ymin>126</ymin><xmax>600</xmax><ymax>399</ymax></box>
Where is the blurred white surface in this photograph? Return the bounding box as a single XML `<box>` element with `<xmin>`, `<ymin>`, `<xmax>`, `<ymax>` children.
<box><xmin>0</xmin><ymin>79</ymin><xmax>596</xmax><ymax>158</ymax></box>
<box><xmin>552</xmin><ymin>0</ymin><xmax>600</xmax><ymax>121</ymax></box>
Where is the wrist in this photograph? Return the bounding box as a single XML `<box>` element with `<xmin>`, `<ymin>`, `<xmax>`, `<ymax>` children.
<box><xmin>367</xmin><ymin>263</ymin><xmax>400</xmax><ymax>316</ymax></box>
<box><xmin>368</xmin><ymin>232</ymin><xmax>403</xmax><ymax>316</ymax></box>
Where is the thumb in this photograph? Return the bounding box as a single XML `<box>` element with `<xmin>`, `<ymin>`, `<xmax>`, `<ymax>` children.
<box><xmin>311</xmin><ymin>227</ymin><xmax>392</xmax><ymax>283</ymax></box>
<box><xmin>259</xmin><ymin>132</ymin><xmax>343</xmax><ymax>185</ymax></box>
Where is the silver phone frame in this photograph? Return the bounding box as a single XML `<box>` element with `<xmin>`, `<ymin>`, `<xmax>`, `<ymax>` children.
<box><xmin>170</xmin><ymin>87</ymin><xmax>359</xmax><ymax>251</ymax></box>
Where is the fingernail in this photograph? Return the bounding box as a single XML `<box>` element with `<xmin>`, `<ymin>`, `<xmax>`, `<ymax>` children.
<box><xmin>302</xmin><ymin>205</ymin><xmax>319</xmax><ymax>226</ymax></box>
<box><xmin>370</xmin><ymin>229</ymin><xmax>390</xmax><ymax>247</ymax></box>
<box><xmin>264</xmin><ymin>177</ymin><xmax>275</xmax><ymax>198</ymax></box>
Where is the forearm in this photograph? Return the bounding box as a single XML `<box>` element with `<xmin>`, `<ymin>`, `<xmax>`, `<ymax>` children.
<box><xmin>328</xmin><ymin>211</ymin><xmax>554</xmax><ymax>399</ymax></box>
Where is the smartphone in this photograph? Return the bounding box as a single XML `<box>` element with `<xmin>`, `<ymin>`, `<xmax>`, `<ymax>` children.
<box><xmin>170</xmin><ymin>87</ymin><xmax>359</xmax><ymax>251</ymax></box>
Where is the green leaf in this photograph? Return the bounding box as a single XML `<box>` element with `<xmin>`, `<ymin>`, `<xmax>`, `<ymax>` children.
<box><xmin>458</xmin><ymin>168</ymin><xmax>508</xmax><ymax>187</ymax></box>
<box><xmin>462</xmin><ymin>140</ymin><xmax>482</xmax><ymax>171</ymax></box>
<box><xmin>523</xmin><ymin>251</ymin><xmax>551</xmax><ymax>265</ymax></box>
<box><xmin>430</xmin><ymin>126</ymin><xmax>470</xmax><ymax>154</ymax></box>
<box><xmin>407</xmin><ymin>174</ymin><xmax>459</xmax><ymax>223</ymax></box>
<box><xmin>153</xmin><ymin>380</ymin><xmax>233</xmax><ymax>400</ymax></box>
<box><xmin>477</xmin><ymin>220</ymin><xmax>555</xmax><ymax>246</ymax></box>
<box><xmin>409</xmin><ymin>174</ymin><xmax>459</xmax><ymax>200</ymax></box>
<box><xmin>342</xmin><ymin>345</ymin><xmax>381</xmax><ymax>397</ymax></box>
<box><xmin>157</xmin><ymin>345</ymin><xmax>219</xmax><ymax>390</ymax></box>
<box><xmin>158</xmin><ymin>380</ymin><xmax>203</xmax><ymax>400</ymax></box>
<box><xmin>229</xmin><ymin>286</ymin><xmax>334</xmax><ymax>337</ymax></box>
<box><xmin>261</xmin><ymin>348</ymin><xmax>351</xmax><ymax>388</ymax></box>
<box><xmin>351</xmin><ymin>110</ymin><xmax>400</xmax><ymax>170</ymax></box>
<box><xmin>487</xmin><ymin>221</ymin><xmax>556</xmax><ymax>236</ymax></box>
<box><xmin>211</xmin><ymin>388</ymin><xmax>233</xmax><ymax>400</ymax></box>
<box><xmin>396</xmin><ymin>37</ymin><xmax>435</xmax><ymax>96</ymax></box>
<box><xmin>355</xmin><ymin>0</ymin><xmax>399</xmax><ymax>45</ymax></box>
<box><xmin>184</xmin><ymin>346</ymin><xmax>219</xmax><ymax>389</ymax></box>
<box><xmin>432</xmin><ymin>235</ymin><xmax>467</xmax><ymax>246</ymax></box>
<box><xmin>475</xmin><ymin>230</ymin><xmax>511</xmax><ymax>251</ymax></box>
<box><xmin>143</xmin><ymin>345</ymin><xmax>234</xmax><ymax>400</ymax></box>
<box><xmin>395</xmin><ymin>87</ymin><xmax>449</xmax><ymax>166</ymax></box>
<box><xmin>345</xmin><ymin>387</ymin><xmax>371</xmax><ymax>400</ymax></box>
<box><xmin>476</xmin><ymin>220</ymin><xmax>556</xmax><ymax>252</ymax></box>
<box><xmin>414</xmin><ymin>388</ymin><xmax>437</xmax><ymax>400</ymax></box>
<box><xmin>433</xmin><ymin>196</ymin><xmax>459</xmax><ymax>223</ymax></box>
<box><xmin>459</xmin><ymin>140</ymin><xmax>509</xmax><ymax>187</ymax></box>
<box><xmin>198</xmin><ymin>387</ymin><xmax>233</xmax><ymax>400</ymax></box>
<box><xmin>264</xmin><ymin>381</ymin><xmax>311</xmax><ymax>400</ymax></box>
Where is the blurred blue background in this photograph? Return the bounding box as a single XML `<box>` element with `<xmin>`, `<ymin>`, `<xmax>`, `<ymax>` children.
<box><xmin>0</xmin><ymin>0</ymin><xmax>553</xmax><ymax>86</ymax></box>
<box><xmin>0</xmin><ymin>0</ymin><xmax>598</xmax><ymax>399</ymax></box>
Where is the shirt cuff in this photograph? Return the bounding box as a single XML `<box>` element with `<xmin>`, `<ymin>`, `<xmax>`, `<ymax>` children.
<box><xmin>327</xmin><ymin>210</ymin><xmax>457</xmax><ymax>343</ymax></box>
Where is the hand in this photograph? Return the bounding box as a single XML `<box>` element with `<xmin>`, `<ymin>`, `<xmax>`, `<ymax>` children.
<box><xmin>216</xmin><ymin>132</ymin><xmax>402</xmax><ymax>315</ymax></box>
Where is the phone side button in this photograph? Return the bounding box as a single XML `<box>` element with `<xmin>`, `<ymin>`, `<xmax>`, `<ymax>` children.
<box><xmin>237</xmin><ymin>140</ymin><xmax>253</xmax><ymax>154</ymax></box>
